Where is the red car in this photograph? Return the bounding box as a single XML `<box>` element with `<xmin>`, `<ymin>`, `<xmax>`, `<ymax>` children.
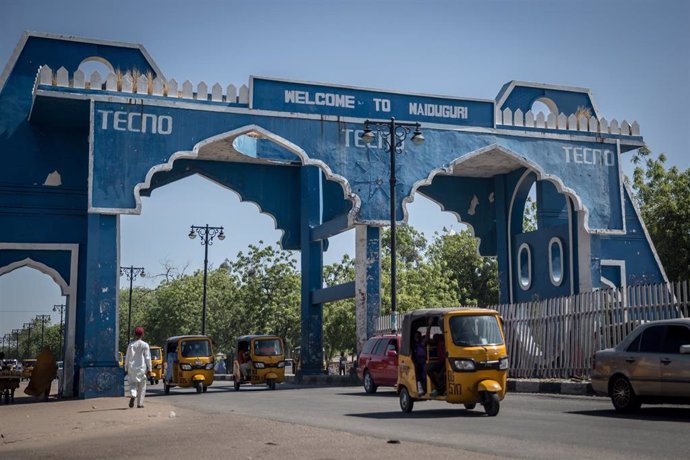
<box><xmin>357</xmin><ymin>334</ymin><xmax>400</xmax><ymax>393</ymax></box>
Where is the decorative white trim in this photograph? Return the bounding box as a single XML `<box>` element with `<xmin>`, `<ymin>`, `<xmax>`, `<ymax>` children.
<box><xmin>567</xmin><ymin>197</ymin><xmax>575</xmax><ymax>296</ymax></box>
<box><xmin>0</xmin><ymin>242</ymin><xmax>78</xmax><ymax>398</ymax></box>
<box><xmin>548</xmin><ymin>237</ymin><xmax>565</xmax><ymax>287</ymax></box>
<box><xmin>495</xmin><ymin>80</ymin><xmax>603</xmax><ymax>119</ymax></box>
<box><xmin>600</xmin><ymin>259</ymin><xmax>627</xmax><ymax>288</ymax></box>
<box><xmin>88</xmin><ymin>124</ymin><xmax>358</xmax><ymax>249</ymax></box>
<box><xmin>517</xmin><ymin>243</ymin><xmax>532</xmax><ymax>291</ymax></box>
<box><xmin>507</xmin><ymin>170</ymin><xmax>535</xmax><ymax>302</ymax></box>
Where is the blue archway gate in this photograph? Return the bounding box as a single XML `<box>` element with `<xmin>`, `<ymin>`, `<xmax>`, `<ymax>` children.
<box><xmin>0</xmin><ymin>32</ymin><xmax>666</xmax><ymax>398</ymax></box>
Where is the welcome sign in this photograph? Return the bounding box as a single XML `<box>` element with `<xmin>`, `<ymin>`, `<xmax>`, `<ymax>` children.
<box><xmin>250</xmin><ymin>76</ymin><xmax>495</xmax><ymax>128</ymax></box>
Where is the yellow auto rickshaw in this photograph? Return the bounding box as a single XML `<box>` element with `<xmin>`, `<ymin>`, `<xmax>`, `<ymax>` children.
<box><xmin>148</xmin><ymin>346</ymin><xmax>164</xmax><ymax>384</ymax></box>
<box><xmin>163</xmin><ymin>335</ymin><xmax>214</xmax><ymax>394</ymax></box>
<box><xmin>233</xmin><ymin>335</ymin><xmax>285</xmax><ymax>391</ymax></box>
<box><xmin>21</xmin><ymin>359</ymin><xmax>37</xmax><ymax>380</ymax></box>
<box><xmin>397</xmin><ymin>308</ymin><xmax>508</xmax><ymax>416</ymax></box>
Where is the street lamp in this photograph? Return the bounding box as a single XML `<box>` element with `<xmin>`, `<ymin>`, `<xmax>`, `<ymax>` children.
<box><xmin>188</xmin><ymin>224</ymin><xmax>225</xmax><ymax>335</ymax></box>
<box><xmin>12</xmin><ymin>329</ymin><xmax>21</xmax><ymax>359</ymax></box>
<box><xmin>53</xmin><ymin>304</ymin><xmax>66</xmax><ymax>360</ymax></box>
<box><xmin>36</xmin><ymin>314</ymin><xmax>51</xmax><ymax>349</ymax></box>
<box><xmin>23</xmin><ymin>322</ymin><xmax>33</xmax><ymax>358</ymax></box>
<box><xmin>120</xmin><ymin>266</ymin><xmax>145</xmax><ymax>343</ymax></box>
<box><xmin>361</xmin><ymin>117</ymin><xmax>424</xmax><ymax>333</ymax></box>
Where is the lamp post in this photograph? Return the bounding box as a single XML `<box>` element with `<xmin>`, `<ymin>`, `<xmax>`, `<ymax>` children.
<box><xmin>23</xmin><ymin>322</ymin><xmax>33</xmax><ymax>358</ymax></box>
<box><xmin>12</xmin><ymin>329</ymin><xmax>21</xmax><ymax>359</ymax></box>
<box><xmin>36</xmin><ymin>314</ymin><xmax>51</xmax><ymax>349</ymax></box>
<box><xmin>361</xmin><ymin>117</ymin><xmax>424</xmax><ymax>333</ymax></box>
<box><xmin>188</xmin><ymin>224</ymin><xmax>225</xmax><ymax>335</ymax></box>
<box><xmin>120</xmin><ymin>266</ymin><xmax>145</xmax><ymax>344</ymax></box>
<box><xmin>53</xmin><ymin>304</ymin><xmax>66</xmax><ymax>359</ymax></box>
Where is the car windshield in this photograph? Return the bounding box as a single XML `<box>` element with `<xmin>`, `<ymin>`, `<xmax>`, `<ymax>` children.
<box><xmin>253</xmin><ymin>339</ymin><xmax>283</xmax><ymax>356</ymax></box>
<box><xmin>449</xmin><ymin>315</ymin><xmax>504</xmax><ymax>346</ymax></box>
<box><xmin>180</xmin><ymin>340</ymin><xmax>211</xmax><ymax>357</ymax></box>
<box><xmin>150</xmin><ymin>348</ymin><xmax>161</xmax><ymax>360</ymax></box>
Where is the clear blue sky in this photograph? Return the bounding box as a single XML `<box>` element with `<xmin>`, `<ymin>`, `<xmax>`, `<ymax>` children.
<box><xmin>1</xmin><ymin>0</ymin><xmax>688</xmax><ymax>337</ymax></box>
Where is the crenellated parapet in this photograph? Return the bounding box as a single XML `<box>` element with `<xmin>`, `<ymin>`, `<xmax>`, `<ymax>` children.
<box><xmin>34</xmin><ymin>65</ymin><xmax>249</xmax><ymax>104</ymax></box>
<box><xmin>495</xmin><ymin>107</ymin><xmax>639</xmax><ymax>136</ymax></box>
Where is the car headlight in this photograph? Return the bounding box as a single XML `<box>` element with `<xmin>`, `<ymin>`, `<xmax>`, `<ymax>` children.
<box><xmin>499</xmin><ymin>357</ymin><xmax>509</xmax><ymax>370</ymax></box>
<box><xmin>205</xmin><ymin>362</ymin><xmax>215</xmax><ymax>370</ymax></box>
<box><xmin>180</xmin><ymin>364</ymin><xmax>192</xmax><ymax>370</ymax></box>
<box><xmin>277</xmin><ymin>361</ymin><xmax>285</xmax><ymax>368</ymax></box>
<box><xmin>254</xmin><ymin>362</ymin><xmax>265</xmax><ymax>369</ymax></box>
<box><xmin>450</xmin><ymin>359</ymin><xmax>476</xmax><ymax>371</ymax></box>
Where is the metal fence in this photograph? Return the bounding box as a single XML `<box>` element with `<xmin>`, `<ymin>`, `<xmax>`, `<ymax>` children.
<box><xmin>375</xmin><ymin>280</ymin><xmax>690</xmax><ymax>379</ymax></box>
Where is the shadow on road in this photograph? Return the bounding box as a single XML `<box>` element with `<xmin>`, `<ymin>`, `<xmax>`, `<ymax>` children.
<box><xmin>335</xmin><ymin>391</ymin><xmax>397</xmax><ymax>398</ymax></box>
<box><xmin>78</xmin><ymin>407</ymin><xmax>129</xmax><ymax>413</ymax></box>
<box><xmin>569</xmin><ymin>407</ymin><xmax>690</xmax><ymax>422</ymax></box>
<box><xmin>346</xmin><ymin>408</ymin><xmax>486</xmax><ymax>419</ymax></box>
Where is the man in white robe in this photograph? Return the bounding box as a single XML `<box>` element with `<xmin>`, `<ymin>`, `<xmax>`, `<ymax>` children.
<box><xmin>125</xmin><ymin>326</ymin><xmax>152</xmax><ymax>408</ymax></box>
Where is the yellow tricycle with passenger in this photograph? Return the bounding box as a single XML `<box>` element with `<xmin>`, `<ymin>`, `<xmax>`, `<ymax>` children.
<box><xmin>163</xmin><ymin>335</ymin><xmax>214</xmax><ymax>394</ymax></box>
<box><xmin>148</xmin><ymin>346</ymin><xmax>164</xmax><ymax>385</ymax></box>
<box><xmin>397</xmin><ymin>308</ymin><xmax>508</xmax><ymax>416</ymax></box>
<box><xmin>21</xmin><ymin>358</ymin><xmax>37</xmax><ymax>381</ymax></box>
<box><xmin>233</xmin><ymin>335</ymin><xmax>285</xmax><ymax>391</ymax></box>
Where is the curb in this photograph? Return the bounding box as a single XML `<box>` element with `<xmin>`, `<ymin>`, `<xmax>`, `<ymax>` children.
<box><xmin>214</xmin><ymin>374</ymin><xmax>595</xmax><ymax>395</ymax></box>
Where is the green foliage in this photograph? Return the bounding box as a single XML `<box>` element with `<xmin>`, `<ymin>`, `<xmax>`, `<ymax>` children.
<box><xmin>522</xmin><ymin>196</ymin><xmax>538</xmax><ymax>232</ymax></box>
<box><xmin>631</xmin><ymin>147</ymin><xmax>690</xmax><ymax>281</ymax></box>
<box><xmin>322</xmin><ymin>255</ymin><xmax>356</xmax><ymax>362</ymax></box>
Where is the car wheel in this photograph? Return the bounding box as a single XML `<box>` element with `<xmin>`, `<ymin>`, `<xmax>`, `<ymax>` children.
<box><xmin>363</xmin><ymin>371</ymin><xmax>377</xmax><ymax>394</ymax></box>
<box><xmin>610</xmin><ymin>376</ymin><xmax>641</xmax><ymax>412</ymax></box>
<box><xmin>464</xmin><ymin>403</ymin><xmax>476</xmax><ymax>410</ymax></box>
<box><xmin>400</xmin><ymin>386</ymin><xmax>414</xmax><ymax>413</ymax></box>
<box><xmin>483</xmin><ymin>393</ymin><xmax>500</xmax><ymax>417</ymax></box>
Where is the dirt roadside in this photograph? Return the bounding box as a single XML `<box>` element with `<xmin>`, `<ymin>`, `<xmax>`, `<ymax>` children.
<box><xmin>1</xmin><ymin>386</ymin><xmax>499</xmax><ymax>459</ymax></box>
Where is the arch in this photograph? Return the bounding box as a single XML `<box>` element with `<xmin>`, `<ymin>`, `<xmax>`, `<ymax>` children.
<box><xmin>0</xmin><ymin>244</ymin><xmax>78</xmax><ymax>398</ymax></box>
<box><xmin>531</xmin><ymin>96</ymin><xmax>558</xmax><ymax>116</ymax></box>
<box><xmin>78</xmin><ymin>56</ymin><xmax>114</xmax><ymax>76</ymax></box>
<box><xmin>128</xmin><ymin>125</ymin><xmax>360</xmax><ymax>238</ymax></box>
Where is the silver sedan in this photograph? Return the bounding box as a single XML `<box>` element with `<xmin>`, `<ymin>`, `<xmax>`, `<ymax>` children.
<box><xmin>591</xmin><ymin>319</ymin><xmax>690</xmax><ymax>411</ymax></box>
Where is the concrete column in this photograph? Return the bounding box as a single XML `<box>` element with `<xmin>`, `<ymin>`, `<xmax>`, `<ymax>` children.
<box><xmin>299</xmin><ymin>166</ymin><xmax>324</xmax><ymax>375</ymax></box>
<box><xmin>355</xmin><ymin>225</ymin><xmax>381</xmax><ymax>353</ymax></box>
<box><xmin>78</xmin><ymin>213</ymin><xmax>123</xmax><ymax>398</ymax></box>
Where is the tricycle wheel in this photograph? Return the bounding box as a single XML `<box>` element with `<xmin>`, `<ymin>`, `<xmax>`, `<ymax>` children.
<box><xmin>234</xmin><ymin>380</ymin><xmax>240</xmax><ymax>391</ymax></box>
<box><xmin>464</xmin><ymin>403</ymin><xmax>476</xmax><ymax>410</ymax></box>
<box><xmin>267</xmin><ymin>379</ymin><xmax>276</xmax><ymax>390</ymax></box>
<box><xmin>155</xmin><ymin>379</ymin><xmax>159</xmax><ymax>385</ymax></box>
<box><xmin>483</xmin><ymin>392</ymin><xmax>500</xmax><ymax>416</ymax></box>
<box><xmin>195</xmin><ymin>382</ymin><xmax>202</xmax><ymax>393</ymax></box>
<box><xmin>202</xmin><ymin>384</ymin><xmax>208</xmax><ymax>393</ymax></box>
<box><xmin>399</xmin><ymin>386</ymin><xmax>414</xmax><ymax>413</ymax></box>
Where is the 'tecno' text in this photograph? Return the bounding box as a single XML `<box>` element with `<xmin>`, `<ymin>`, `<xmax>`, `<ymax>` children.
<box><xmin>98</xmin><ymin>110</ymin><xmax>173</xmax><ymax>135</ymax></box>
<box><xmin>563</xmin><ymin>146</ymin><xmax>614</xmax><ymax>167</ymax></box>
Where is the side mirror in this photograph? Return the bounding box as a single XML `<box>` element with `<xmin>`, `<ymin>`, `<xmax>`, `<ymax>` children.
<box><xmin>387</xmin><ymin>350</ymin><xmax>398</xmax><ymax>358</ymax></box>
<box><xmin>680</xmin><ymin>345</ymin><xmax>690</xmax><ymax>355</ymax></box>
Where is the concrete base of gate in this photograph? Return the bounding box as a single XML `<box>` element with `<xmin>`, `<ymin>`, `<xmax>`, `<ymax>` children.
<box><xmin>506</xmin><ymin>378</ymin><xmax>594</xmax><ymax>396</ymax></box>
<box><xmin>79</xmin><ymin>366</ymin><xmax>125</xmax><ymax>399</ymax></box>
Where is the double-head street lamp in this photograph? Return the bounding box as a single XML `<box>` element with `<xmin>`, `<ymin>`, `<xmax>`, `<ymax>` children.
<box><xmin>120</xmin><ymin>266</ymin><xmax>145</xmax><ymax>343</ymax></box>
<box><xmin>361</xmin><ymin>117</ymin><xmax>424</xmax><ymax>333</ymax></box>
<box><xmin>188</xmin><ymin>224</ymin><xmax>225</xmax><ymax>336</ymax></box>
<box><xmin>36</xmin><ymin>314</ymin><xmax>51</xmax><ymax>349</ymax></box>
<box><xmin>53</xmin><ymin>304</ymin><xmax>66</xmax><ymax>360</ymax></box>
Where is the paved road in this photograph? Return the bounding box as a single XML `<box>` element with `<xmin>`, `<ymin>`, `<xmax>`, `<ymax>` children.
<box><xmin>145</xmin><ymin>382</ymin><xmax>690</xmax><ymax>459</ymax></box>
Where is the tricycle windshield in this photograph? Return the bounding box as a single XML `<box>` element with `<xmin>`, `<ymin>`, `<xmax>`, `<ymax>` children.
<box><xmin>150</xmin><ymin>348</ymin><xmax>161</xmax><ymax>360</ymax></box>
<box><xmin>253</xmin><ymin>339</ymin><xmax>283</xmax><ymax>356</ymax></box>
<box><xmin>180</xmin><ymin>340</ymin><xmax>211</xmax><ymax>357</ymax></box>
<box><xmin>449</xmin><ymin>315</ymin><xmax>504</xmax><ymax>347</ymax></box>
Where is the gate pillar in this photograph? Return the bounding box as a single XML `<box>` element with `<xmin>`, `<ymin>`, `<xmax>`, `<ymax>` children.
<box><xmin>299</xmin><ymin>167</ymin><xmax>324</xmax><ymax>375</ymax></box>
<box><xmin>78</xmin><ymin>214</ymin><xmax>123</xmax><ymax>398</ymax></box>
<box><xmin>355</xmin><ymin>225</ymin><xmax>381</xmax><ymax>353</ymax></box>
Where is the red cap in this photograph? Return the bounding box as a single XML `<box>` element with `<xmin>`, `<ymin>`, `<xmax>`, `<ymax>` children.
<box><xmin>134</xmin><ymin>326</ymin><xmax>144</xmax><ymax>337</ymax></box>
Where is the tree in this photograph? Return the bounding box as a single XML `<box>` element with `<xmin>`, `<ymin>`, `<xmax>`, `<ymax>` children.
<box><xmin>427</xmin><ymin>228</ymin><xmax>499</xmax><ymax>306</ymax></box>
<box><xmin>631</xmin><ymin>147</ymin><xmax>690</xmax><ymax>281</ymax></box>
